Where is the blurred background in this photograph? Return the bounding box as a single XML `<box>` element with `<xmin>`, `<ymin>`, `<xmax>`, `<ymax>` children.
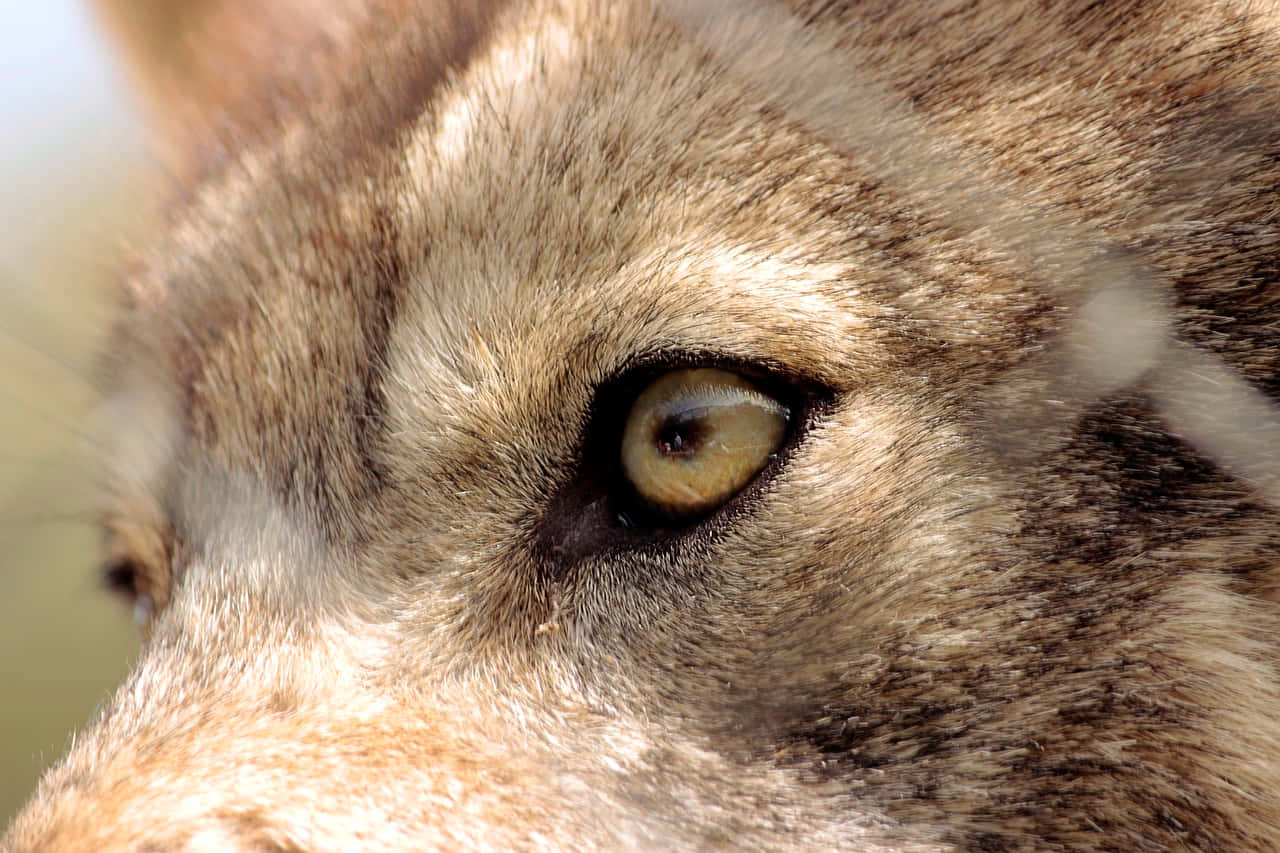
<box><xmin>0</xmin><ymin>1</ymin><xmax>151</xmax><ymax>824</ymax></box>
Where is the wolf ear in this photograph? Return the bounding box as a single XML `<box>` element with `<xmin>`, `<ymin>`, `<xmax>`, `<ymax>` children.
<box><xmin>92</xmin><ymin>0</ymin><xmax>382</xmax><ymax>168</ymax></box>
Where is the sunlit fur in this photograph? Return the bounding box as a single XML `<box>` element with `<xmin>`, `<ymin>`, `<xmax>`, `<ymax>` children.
<box><xmin>6</xmin><ymin>0</ymin><xmax>1280</xmax><ymax>848</ymax></box>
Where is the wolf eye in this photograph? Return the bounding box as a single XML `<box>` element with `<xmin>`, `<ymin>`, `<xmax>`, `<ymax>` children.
<box><xmin>102</xmin><ymin>556</ymin><xmax>140</xmax><ymax>597</ymax></box>
<box><xmin>100</xmin><ymin>556</ymin><xmax>154</xmax><ymax>628</ymax></box>
<box><xmin>620</xmin><ymin>368</ymin><xmax>790</xmax><ymax>521</ymax></box>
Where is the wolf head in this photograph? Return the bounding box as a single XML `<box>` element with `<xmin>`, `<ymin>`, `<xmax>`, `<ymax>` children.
<box><xmin>7</xmin><ymin>0</ymin><xmax>1280</xmax><ymax>848</ymax></box>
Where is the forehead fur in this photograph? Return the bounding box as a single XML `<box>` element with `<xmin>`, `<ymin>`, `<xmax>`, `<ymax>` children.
<box><xmin>119</xmin><ymin>0</ymin><xmax>1036</xmax><ymax>515</ymax></box>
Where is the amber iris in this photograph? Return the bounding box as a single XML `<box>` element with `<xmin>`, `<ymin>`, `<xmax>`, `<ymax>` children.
<box><xmin>620</xmin><ymin>368</ymin><xmax>789</xmax><ymax>520</ymax></box>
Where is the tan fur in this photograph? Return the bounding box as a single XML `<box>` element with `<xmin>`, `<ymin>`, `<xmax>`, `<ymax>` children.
<box><xmin>6</xmin><ymin>0</ymin><xmax>1280</xmax><ymax>848</ymax></box>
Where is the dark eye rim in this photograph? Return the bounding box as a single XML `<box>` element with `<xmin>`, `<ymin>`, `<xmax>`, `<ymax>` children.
<box><xmin>98</xmin><ymin>516</ymin><xmax>179</xmax><ymax>631</ymax></box>
<box><xmin>101</xmin><ymin>555</ymin><xmax>142</xmax><ymax>600</ymax></box>
<box><xmin>534</xmin><ymin>349</ymin><xmax>835</xmax><ymax>576</ymax></box>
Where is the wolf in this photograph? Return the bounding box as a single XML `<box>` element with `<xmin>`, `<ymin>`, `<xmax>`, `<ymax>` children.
<box><xmin>6</xmin><ymin>0</ymin><xmax>1280</xmax><ymax>848</ymax></box>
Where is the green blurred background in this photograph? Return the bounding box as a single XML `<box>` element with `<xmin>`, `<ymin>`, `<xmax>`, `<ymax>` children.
<box><xmin>1</xmin><ymin>4</ymin><xmax>151</xmax><ymax>825</ymax></box>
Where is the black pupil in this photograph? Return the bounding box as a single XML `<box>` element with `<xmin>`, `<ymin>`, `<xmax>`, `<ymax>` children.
<box><xmin>656</xmin><ymin>413</ymin><xmax>704</xmax><ymax>456</ymax></box>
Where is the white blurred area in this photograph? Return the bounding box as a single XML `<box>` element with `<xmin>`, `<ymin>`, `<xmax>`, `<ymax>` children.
<box><xmin>0</xmin><ymin>2</ymin><xmax>148</xmax><ymax>825</ymax></box>
<box><xmin>0</xmin><ymin>1</ymin><xmax>143</xmax><ymax>261</ymax></box>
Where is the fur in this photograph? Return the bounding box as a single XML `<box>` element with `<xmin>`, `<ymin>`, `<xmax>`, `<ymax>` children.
<box><xmin>5</xmin><ymin>0</ymin><xmax>1280</xmax><ymax>848</ymax></box>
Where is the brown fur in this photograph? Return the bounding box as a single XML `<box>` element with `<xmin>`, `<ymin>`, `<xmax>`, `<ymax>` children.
<box><xmin>6</xmin><ymin>0</ymin><xmax>1280</xmax><ymax>848</ymax></box>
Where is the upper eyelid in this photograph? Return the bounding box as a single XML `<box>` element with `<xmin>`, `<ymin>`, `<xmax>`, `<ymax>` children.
<box><xmin>590</xmin><ymin>348</ymin><xmax>836</xmax><ymax>416</ymax></box>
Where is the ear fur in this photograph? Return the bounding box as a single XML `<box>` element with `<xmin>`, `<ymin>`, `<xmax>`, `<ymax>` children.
<box><xmin>91</xmin><ymin>0</ymin><xmax>410</xmax><ymax>170</ymax></box>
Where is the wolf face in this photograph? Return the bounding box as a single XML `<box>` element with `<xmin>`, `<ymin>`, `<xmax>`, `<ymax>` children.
<box><xmin>7</xmin><ymin>0</ymin><xmax>1280</xmax><ymax>848</ymax></box>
